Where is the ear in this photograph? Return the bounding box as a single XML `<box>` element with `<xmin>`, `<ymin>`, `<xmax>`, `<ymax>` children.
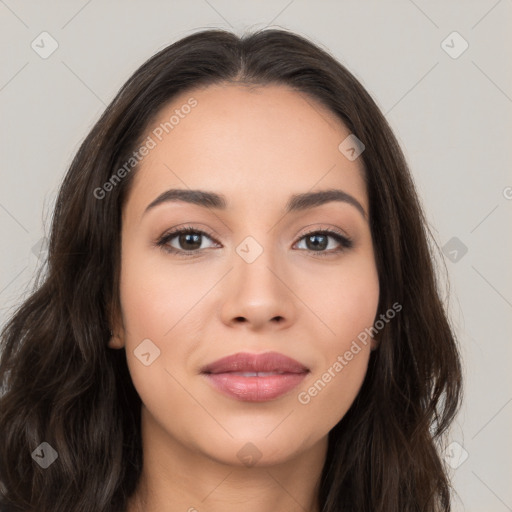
<box><xmin>108</xmin><ymin>331</ymin><xmax>125</xmax><ymax>349</ymax></box>
<box><xmin>107</xmin><ymin>303</ymin><xmax>126</xmax><ymax>349</ymax></box>
<box><xmin>370</xmin><ymin>332</ymin><xmax>381</xmax><ymax>351</ymax></box>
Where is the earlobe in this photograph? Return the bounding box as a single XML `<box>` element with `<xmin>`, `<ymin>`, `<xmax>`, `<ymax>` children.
<box><xmin>107</xmin><ymin>304</ymin><xmax>126</xmax><ymax>349</ymax></box>
<box><xmin>107</xmin><ymin>330</ymin><xmax>125</xmax><ymax>349</ymax></box>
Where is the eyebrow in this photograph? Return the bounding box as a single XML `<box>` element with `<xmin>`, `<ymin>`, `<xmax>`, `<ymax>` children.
<box><xmin>143</xmin><ymin>188</ymin><xmax>367</xmax><ymax>219</ymax></box>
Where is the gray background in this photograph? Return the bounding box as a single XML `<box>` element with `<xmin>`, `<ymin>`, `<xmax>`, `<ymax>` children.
<box><xmin>1</xmin><ymin>1</ymin><xmax>511</xmax><ymax>510</ymax></box>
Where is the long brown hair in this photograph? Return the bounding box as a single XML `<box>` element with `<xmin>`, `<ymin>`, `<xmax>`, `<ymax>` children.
<box><xmin>0</xmin><ymin>28</ymin><xmax>463</xmax><ymax>511</ymax></box>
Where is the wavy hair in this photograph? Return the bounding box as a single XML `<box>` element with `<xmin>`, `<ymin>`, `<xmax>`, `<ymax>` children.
<box><xmin>0</xmin><ymin>28</ymin><xmax>463</xmax><ymax>511</ymax></box>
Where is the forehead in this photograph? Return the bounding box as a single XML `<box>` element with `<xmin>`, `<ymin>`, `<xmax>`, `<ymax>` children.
<box><xmin>124</xmin><ymin>83</ymin><xmax>367</xmax><ymax>220</ymax></box>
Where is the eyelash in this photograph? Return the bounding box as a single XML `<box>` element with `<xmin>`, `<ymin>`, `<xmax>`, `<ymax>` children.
<box><xmin>155</xmin><ymin>224</ymin><xmax>353</xmax><ymax>258</ymax></box>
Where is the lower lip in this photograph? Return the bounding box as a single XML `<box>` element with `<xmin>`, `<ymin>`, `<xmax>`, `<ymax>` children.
<box><xmin>203</xmin><ymin>372</ymin><xmax>308</xmax><ymax>402</ymax></box>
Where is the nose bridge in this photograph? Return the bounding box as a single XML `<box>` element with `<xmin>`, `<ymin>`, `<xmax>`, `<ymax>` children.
<box><xmin>220</xmin><ymin>229</ymin><xmax>295</xmax><ymax>329</ymax></box>
<box><xmin>233</xmin><ymin>230</ymin><xmax>283</xmax><ymax>298</ymax></box>
<box><xmin>229</xmin><ymin>201</ymin><xmax>281</xmax><ymax>273</ymax></box>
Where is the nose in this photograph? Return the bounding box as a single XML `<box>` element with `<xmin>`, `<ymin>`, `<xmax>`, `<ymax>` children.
<box><xmin>219</xmin><ymin>245</ymin><xmax>297</xmax><ymax>332</ymax></box>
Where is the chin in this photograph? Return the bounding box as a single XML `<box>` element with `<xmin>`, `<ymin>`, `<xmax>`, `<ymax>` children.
<box><xmin>195</xmin><ymin>429</ymin><xmax>317</xmax><ymax>469</ymax></box>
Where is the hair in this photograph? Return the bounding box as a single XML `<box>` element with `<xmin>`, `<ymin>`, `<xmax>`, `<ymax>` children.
<box><xmin>0</xmin><ymin>27</ymin><xmax>462</xmax><ymax>512</ymax></box>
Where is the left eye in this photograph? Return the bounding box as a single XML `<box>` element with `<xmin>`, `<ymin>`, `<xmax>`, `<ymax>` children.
<box><xmin>295</xmin><ymin>231</ymin><xmax>351</xmax><ymax>253</ymax></box>
<box><xmin>156</xmin><ymin>227</ymin><xmax>352</xmax><ymax>256</ymax></box>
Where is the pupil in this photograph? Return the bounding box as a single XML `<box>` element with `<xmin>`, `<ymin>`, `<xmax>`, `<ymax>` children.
<box><xmin>181</xmin><ymin>233</ymin><xmax>201</xmax><ymax>250</ymax></box>
<box><xmin>307</xmin><ymin>234</ymin><xmax>327</xmax><ymax>251</ymax></box>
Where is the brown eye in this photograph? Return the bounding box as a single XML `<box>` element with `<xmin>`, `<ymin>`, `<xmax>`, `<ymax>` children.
<box><xmin>156</xmin><ymin>226</ymin><xmax>353</xmax><ymax>258</ymax></box>
<box><xmin>176</xmin><ymin>232</ymin><xmax>202</xmax><ymax>251</ymax></box>
<box><xmin>156</xmin><ymin>227</ymin><xmax>219</xmax><ymax>256</ymax></box>
<box><xmin>303</xmin><ymin>233</ymin><xmax>329</xmax><ymax>251</ymax></box>
<box><xmin>294</xmin><ymin>229</ymin><xmax>353</xmax><ymax>256</ymax></box>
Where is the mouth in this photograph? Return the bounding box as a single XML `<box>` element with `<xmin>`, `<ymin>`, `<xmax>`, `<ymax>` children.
<box><xmin>200</xmin><ymin>351</ymin><xmax>309</xmax><ymax>402</ymax></box>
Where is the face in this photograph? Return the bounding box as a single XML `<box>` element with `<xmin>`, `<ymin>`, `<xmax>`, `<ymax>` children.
<box><xmin>109</xmin><ymin>83</ymin><xmax>380</xmax><ymax>467</ymax></box>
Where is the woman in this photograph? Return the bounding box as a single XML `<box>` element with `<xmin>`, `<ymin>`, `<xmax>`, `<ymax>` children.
<box><xmin>0</xmin><ymin>28</ymin><xmax>463</xmax><ymax>511</ymax></box>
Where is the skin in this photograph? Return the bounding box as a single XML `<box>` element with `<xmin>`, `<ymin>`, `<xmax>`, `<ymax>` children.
<box><xmin>108</xmin><ymin>83</ymin><xmax>380</xmax><ymax>512</ymax></box>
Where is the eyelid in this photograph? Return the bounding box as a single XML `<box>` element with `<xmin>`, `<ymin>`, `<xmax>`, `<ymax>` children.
<box><xmin>158</xmin><ymin>223</ymin><xmax>220</xmax><ymax>244</ymax></box>
<box><xmin>294</xmin><ymin>223</ymin><xmax>351</xmax><ymax>242</ymax></box>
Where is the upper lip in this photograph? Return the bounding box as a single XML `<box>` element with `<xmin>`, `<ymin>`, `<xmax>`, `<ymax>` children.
<box><xmin>201</xmin><ymin>351</ymin><xmax>309</xmax><ymax>374</ymax></box>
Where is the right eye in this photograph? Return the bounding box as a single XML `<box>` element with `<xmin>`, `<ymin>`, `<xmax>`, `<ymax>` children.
<box><xmin>156</xmin><ymin>226</ymin><xmax>220</xmax><ymax>256</ymax></box>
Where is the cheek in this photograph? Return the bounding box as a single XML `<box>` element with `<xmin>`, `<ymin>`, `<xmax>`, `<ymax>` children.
<box><xmin>295</xmin><ymin>256</ymin><xmax>379</xmax><ymax>425</ymax></box>
<box><xmin>118</xmin><ymin>256</ymin><xmax>196</xmax><ymax>438</ymax></box>
<box><xmin>301</xmin><ymin>251</ymin><xmax>380</xmax><ymax>345</ymax></box>
<box><xmin>117</xmin><ymin>242</ymin><xmax>215</xmax><ymax>404</ymax></box>
<box><xmin>118</xmin><ymin>242</ymin><xmax>210</xmax><ymax>342</ymax></box>
<box><xmin>296</xmin><ymin>295</ymin><xmax>376</xmax><ymax>433</ymax></box>
<box><xmin>297</xmin><ymin>347</ymin><xmax>371</xmax><ymax>435</ymax></box>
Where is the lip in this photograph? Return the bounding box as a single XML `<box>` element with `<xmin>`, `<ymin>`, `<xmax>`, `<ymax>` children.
<box><xmin>201</xmin><ymin>351</ymin><xmax>309</xmax><ymax>402</ymax></box>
